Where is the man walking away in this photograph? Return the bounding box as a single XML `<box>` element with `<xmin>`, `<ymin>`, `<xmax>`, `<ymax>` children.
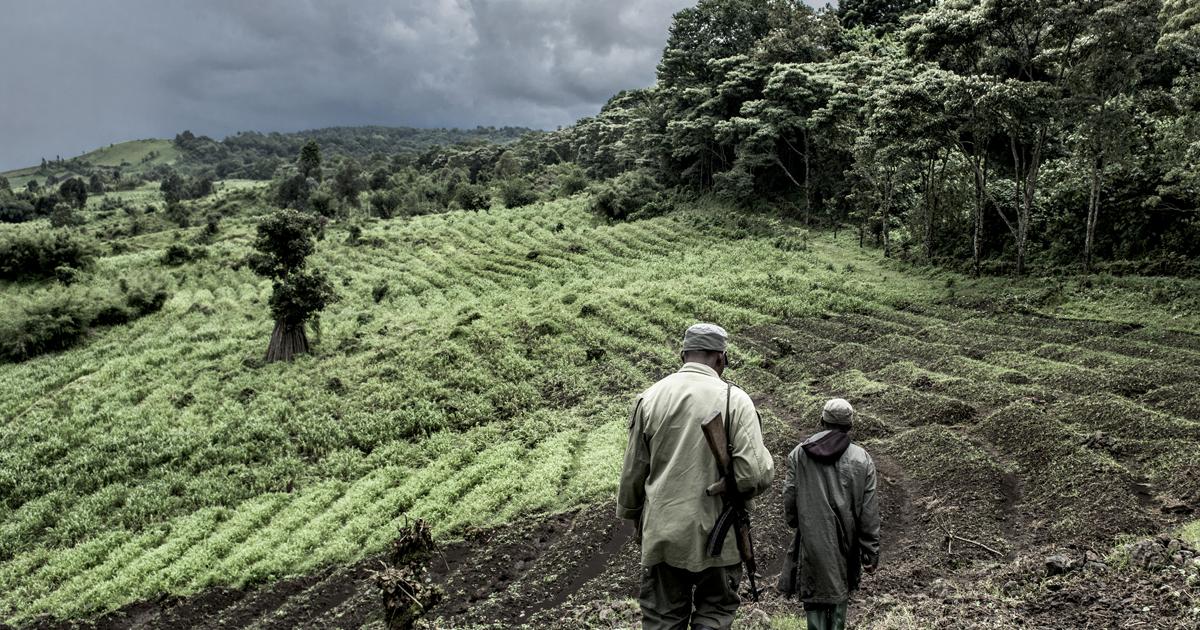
<box><xmin>778</xmin><ymin>398</ymin><xmax>880</xmax><ymax>630</ymax></box>
<box><xmin>617</xmin><ymin>323</ymin><xmax>774</xmax><ymax>630</ymax></box>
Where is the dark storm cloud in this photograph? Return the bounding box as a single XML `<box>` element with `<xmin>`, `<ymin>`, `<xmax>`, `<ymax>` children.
<box><xmin>0</xmin><ymin>0</ymin><xmax>827</xmax><ymax>171</ymax></box>
<box><xmin>0</xmin><ymin>0</ymin><xmax>696</xmax><ymax>169</ymax></box>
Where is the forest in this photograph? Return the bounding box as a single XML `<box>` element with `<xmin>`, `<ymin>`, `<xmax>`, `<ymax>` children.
<box><xmin>5</xmin><ymin>0</ymin><xmax>1198</xmax><ymax>276</ymax></box>
<box><xmin>531</xmin><ymin>0</ymin><xmax>1200</xmax><ymax>276</ymax></box>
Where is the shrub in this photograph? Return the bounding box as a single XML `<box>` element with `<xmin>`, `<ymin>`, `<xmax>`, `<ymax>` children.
<box><xmin>54</xmin><ymin>265</ymin><xmax>84</xmax><ymax>286</ymax></box>
<box><xmin>165</xmin><ymin>201</ymin><xmax>191</xmax><ymax>227</ymax></box>
<box><xmin>309</xmin><ymin>190</ymin><xmax>338</xmax><ymax>219</ymax></box>
<box><xmin>588</xmin><ymin>170</ymin><xmax>664</xmax><ymax>221</ymax></box>
<box><xmin>1</xmin><ymin>276</ymin><xmax>172</xmax><ymax>361</ymax></box>
<box><xmin>369</xmin><ymin>189</ymin><xmax>402</xmax><ymax>219</ymax></box>
<box><xmin>452</xmin><ymin>183</ymin><xmax>490</xmax><ymax>211</ymax></box>
<box><xmin>0</xmin><ymin>194</ymin><xmax>35</xmax><ymax>223</ymax></box>
<box><xmin>193</xmin><ymin>216</ymin><xmax>220</xmax><ymax>244</ymax></box>
<box><xmin>555</xmin><ymin>165</ymin><xmax>590</xmax><ymax>197</ymax></box>
<box><xmin>372</xmin><ymin>281</ymin><xmax>390</xmax><ymax>304</ymax></box>
<box><xmin>0</xmin><ymin>289</ymin><xmax>94</xmax><ymax>361</ymax></box>
<box><xmin>160</xmin><ymin>243</ymin><xmax>208</xmax><ymax>266</ymax></box>
<box><xmin>0</xmin><ymin>227</ymin><xmax>100</xmax><ymax>280</ymax></box>
<box><xmin>49</xmin><ymin>204</ymin><xmax>84</xmax><ymax>228</ymax></box>
<box><xmin>497</xmin><ymin>178</ymin><xmax>538</xmax><ymax>209</ymax></box>
<box><xmin>123</xmin><ymin>276</ymin><xmax>171</xmax><ymax>316</ymax></box>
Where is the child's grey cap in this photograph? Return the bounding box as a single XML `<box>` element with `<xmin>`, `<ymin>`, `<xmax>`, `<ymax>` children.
<box><xmin>822</xmin><ymin>398</ymin><xmax>855</xmax><ymax>426</ymax></box>
<box><xmin>682</xmin><ymin>323</ymin><xmax>728</xmax><ymax>352</ymax></box>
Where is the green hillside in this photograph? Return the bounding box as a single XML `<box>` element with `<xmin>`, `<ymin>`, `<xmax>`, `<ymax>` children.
<box><xmin>73</xmin><ymin>139</ymin><xmax>181</xmax><ymax>170</ymax></box>
<box><xmin>2</xmin><ymin>191</ymin><xmax>1199</xmax><ymax>626</ymax></box>
<box><xmin>1</xmin><ymin>140</ymin><xmax>179</xmax><ymax>190</ymax></box>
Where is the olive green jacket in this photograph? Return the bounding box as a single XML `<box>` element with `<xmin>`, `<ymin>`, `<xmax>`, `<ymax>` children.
<box><xmin>778</xmin><ymin>432</ymin><xmax>880</xmax><ymax>604</ymax></box>
<box><xmin>616</xmin><ymin>363</ymin><xmax>774</xmax><ymax>572</ymax></box>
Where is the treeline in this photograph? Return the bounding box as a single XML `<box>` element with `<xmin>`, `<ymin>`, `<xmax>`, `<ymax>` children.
<box><xmin>531</xmin><ymin>0</ymin><xmax>1200</xmax><ymax>276</ymax></box>
<box><xmin>263</xmin><ymin>138</ymin><xmax>591</xmax><ymax>221</ymax></box>
<box><xmin>171</xmin><ymin>125</ymin><xmax>534</xmax><ymax>180</ymax></box>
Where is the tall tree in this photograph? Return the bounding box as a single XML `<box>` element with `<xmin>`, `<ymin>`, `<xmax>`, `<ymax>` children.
<box><xmin>333</xmin><ymin>158</ymin><xmax>364</xmax><ymax>207</ymax></box>
<box><xmin>298</xmin><ymin>140</ymin><xmax>322</xmax><ymax>181</ymax></box>
<box><xmin>1067</xmin><ymin>0</ymin><xmax>1160</xmax><ymax>273</ymax></box>
<box><xmin>248</xmin><ymin>210</ymin><xmax>335</xmax><ymax>362</ymax></box>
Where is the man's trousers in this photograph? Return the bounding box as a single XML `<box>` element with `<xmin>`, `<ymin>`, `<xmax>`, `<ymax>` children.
<box><xmin>639</xmin><ymin>562</ymin><xmax>742</xmax><ymax>630</ymax></box>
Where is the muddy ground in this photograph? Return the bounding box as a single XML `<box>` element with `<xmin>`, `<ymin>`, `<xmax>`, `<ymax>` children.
<box><xmin>16</xmin><ymin>307</ymin><xmax>1200</xmax><ymax>629</ymax></box>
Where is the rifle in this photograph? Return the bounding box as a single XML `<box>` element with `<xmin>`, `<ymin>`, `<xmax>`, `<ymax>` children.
<box><xmin>701</xmin><ymin>404</ymin><xmax>760</xmax><ymax>601</ymax></box>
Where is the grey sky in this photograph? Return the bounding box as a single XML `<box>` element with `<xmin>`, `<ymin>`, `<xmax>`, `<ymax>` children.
<box><xmin>0</xmin><ymin>1</ymin><xmax>827</xmax><ymax>171</ymax></box>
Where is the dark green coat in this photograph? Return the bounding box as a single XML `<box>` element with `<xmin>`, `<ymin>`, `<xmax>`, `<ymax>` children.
<box><xmin>778</xmin><ymin>430</ymin><xmax>880</xmax><ymax>604</ymax></box>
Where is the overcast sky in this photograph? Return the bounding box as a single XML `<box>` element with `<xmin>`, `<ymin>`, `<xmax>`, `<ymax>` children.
<box><xmin>0</xmin><ymin>1</ymin><xmax>826</xmax><ymax>171</ymax></box>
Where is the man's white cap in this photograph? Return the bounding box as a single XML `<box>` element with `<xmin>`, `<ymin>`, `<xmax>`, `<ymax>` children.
<box><xmin>822</xmin><ymin>398</ymin><xmax>855</xmax><ymax>426</ymax></box>
<box><xmin>682</xmin><ymin>323</ymin><xmax>728</xmax><ymax>352</ymax></box>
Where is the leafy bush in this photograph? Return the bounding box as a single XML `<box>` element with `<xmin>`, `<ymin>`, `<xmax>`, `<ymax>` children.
<box><xmin>498</xmin><ymin>178</ymin><xmax>538</xmax><ymax>209</ymax></box>
<box><xmin>0</xmin><ymin>193</ymin><xmax>36</xmax><ymax>223</ymax></box>
<box><xmin>0</xmin><ymin>226</ymin><xmax>100</xmax><ymax>280</ymax></box>
<box><xmin>369</xmin><ymin>189</ymin><xmax>402</xmax><ymax>219</ymax></box>
<box><xmin>556</xmin><ymin>166</ymin><xmax>590</xmax><ymax>197</ymax></box>
<box><xmin>54</xmin><ymin>265</ymin><xmax>84</xmax><ymax>285</ymax></box>
<box><xmin>123</xmin><ymin>276</ymin><xmax>171</xmax><ymax>316</ymax></box>
<box><xmin>92</xmin><ymin>277</ymin><xmax>170</xmax><ymax>325</ymax></box>
<box><xmin>1</xmin><ymin>276</ymin><xmax>171</xmax><ymax>361</ymax></box>
<box><xmin>49</xmin><ymin>204</ymin><xmax>85</xmax><ymax>228</ymax></box>
<box><xmin>0</xmin><ymin>290</ymin><xmax>93</xmax><ymax>361</ymax></box>
<box><xmin>372</xmin><ymin>281</ymin><xmax>390</xmax><ymax>303</ymax></box>
<box><xmin>588</xmin><ymin>170</ymin><xmax>668</xmax><ymax>221</ymax></box>
<box><xmin>160</xmin><ymin>243</ymin><xmax>208</xmax><ymax>266</ymax></box>
<box><xmin>452</xmin><ymin>183</ymin><xmax>490</xmax><ymax>211</ymax></box>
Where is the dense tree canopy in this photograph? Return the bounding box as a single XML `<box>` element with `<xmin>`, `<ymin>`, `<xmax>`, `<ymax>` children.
<box><xmin>519</xmin><ymin>0</ymin><xmax>1199</xmax><ymax>276</ymax></box>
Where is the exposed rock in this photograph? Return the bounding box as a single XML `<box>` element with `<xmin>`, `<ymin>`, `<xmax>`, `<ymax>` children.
<box><xmin>1160</xmin><ymin>498</ymin><xmax>1193</xmax><ymax>515</ymax></box>
<box><xmin>1125</xmin><ymin>537</ymin><xmax>1199</xmax><ymax>571</ymax></box>
<box><xmin>1045</xmin><ymin>555</ymin><xmax>1073</xmax><ymax>576</ymax></box>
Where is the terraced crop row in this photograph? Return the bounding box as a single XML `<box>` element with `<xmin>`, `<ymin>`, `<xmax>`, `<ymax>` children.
<box><xmin>751</xmin><ymin>304</ymin><xmax>1200</xmax><ymax>554</ymax></box>
<box><xmin>4</xmin><ymin>194</ymin><xmax>1196</xmax><ymax>624</ymax></box>
<box><xmin>2</xmin><ymin>197</ymin><xmax>891</xmax><ymax>622</ymax></box>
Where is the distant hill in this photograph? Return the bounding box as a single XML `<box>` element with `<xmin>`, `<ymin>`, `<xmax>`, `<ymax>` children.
<box><xmin>1</xmin><ymin>139</ymin><xmax>180</xmax><ymax>189</ymax></box>
<box><xmin>2</xmin><ymin>126</ymin><xmax>537</xmax><ymax>186</ymax></box>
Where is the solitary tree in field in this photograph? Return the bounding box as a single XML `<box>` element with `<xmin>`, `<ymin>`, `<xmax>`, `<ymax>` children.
<box><xmin>59</xmin><ymin>177</ymin><xmax>88</xmax><ymax>209</ymax></box>
<box><xmin>0</xmin><ymin>175</ymin><xmax>10</xmax><ymax>192</ymax></box>
<box><xmin>298</xmin><ymin>140</ymin><xmax>322</xmax><ymax>181</ymax></box>
<box><xmin>249</xmin><ymin>209</ymin><xmax>335</xmax><ymax>362</ymax></box>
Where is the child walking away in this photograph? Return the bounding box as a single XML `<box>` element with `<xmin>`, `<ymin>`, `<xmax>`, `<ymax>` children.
<box><xmin>778</xmin><ymin>399</ymin><xmax>880</xmax><ymax>630</ymax></box>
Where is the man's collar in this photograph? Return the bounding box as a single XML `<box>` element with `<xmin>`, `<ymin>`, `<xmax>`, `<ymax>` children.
<box><xmin>679</xmin><ymin>362</ymin><xmax>721</xmax><ymax>379</ymax></box>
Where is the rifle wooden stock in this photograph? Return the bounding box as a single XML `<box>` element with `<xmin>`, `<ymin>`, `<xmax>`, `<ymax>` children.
<box><xmin>701</xmin><ymin>409</ymin><xmax>761</xmax><ymax>601</ymax></box>
<box><xmin>700</xmin><ymin>412</ymin><xmax>730</xmax><ymax>470</ymax></box>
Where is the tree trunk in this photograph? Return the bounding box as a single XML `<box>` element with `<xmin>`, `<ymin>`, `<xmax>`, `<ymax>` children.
<box><xmin>803</xmin><ymin>131</ymin><xmax>811</xmax><ymax>228</ymax></box>
<box><xmin>266</xmin><ymin>320</ymin><xmax>310</xmax><ymax>363</ymax></box>
<box><xmin>923</xmin><ymin>157</ymin><xmax>935</xmax><ymax>261</ymax></box>
<box><xmin>1010</xmin><ymin>131</ymin><xmax>1044</xmax><ymax>277</ymax></box>
<box><xmin>1084</xmin><ymin>155</ymin><xmax>1103</xmax><ymax>275</ymax></box>
<box><xmin>973</xmin><ymin>158</ymin><xmax>987</xmax><ymax>278</ymax></box>
<box><xmin>882</xmin><ymin>166</ymin><xmax>898</xmax><ymax>258</ymax></box>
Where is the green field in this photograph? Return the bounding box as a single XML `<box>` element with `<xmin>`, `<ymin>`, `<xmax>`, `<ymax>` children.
<box><xmin>2</xmin><ymin>194</ymin><xmax>1198</xmax><ymax>626</ymax></box>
